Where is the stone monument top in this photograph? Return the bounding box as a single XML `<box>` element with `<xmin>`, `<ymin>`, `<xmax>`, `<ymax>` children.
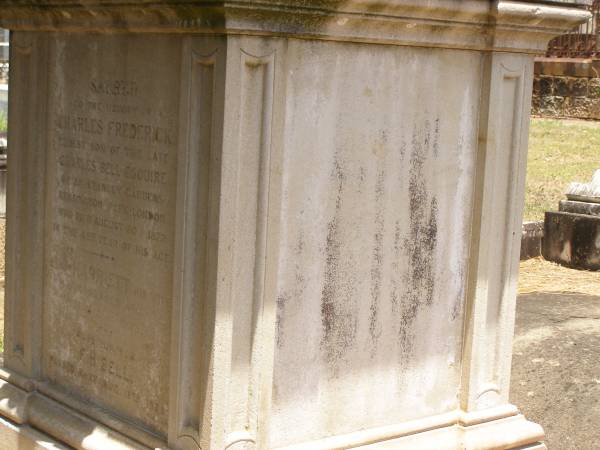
<box><xmin>0</xmin><ymin>0</ymin><xmax>591</xmax><ymax>53</ymax></box>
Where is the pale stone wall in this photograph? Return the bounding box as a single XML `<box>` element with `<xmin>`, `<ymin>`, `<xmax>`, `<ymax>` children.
<box><xmin>271</xmin><ymin>41</ymin><xmax>478</xmax><ymax>446</ymax></box>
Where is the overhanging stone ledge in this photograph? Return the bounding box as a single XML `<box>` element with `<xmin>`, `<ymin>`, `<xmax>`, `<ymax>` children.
<box><xmin>0</xmin><ymin>1</ymin><xmax>591</xmax><ymax>53</ymax></box>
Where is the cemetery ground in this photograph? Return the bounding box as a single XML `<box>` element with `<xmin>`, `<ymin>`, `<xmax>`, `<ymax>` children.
<box><xmin>512</xmin><ymin>117</ymin><xmax>600</xmax><ymax>450</ymax></box>
<box><xmin>0</xmin><ymin>117</ymin><xmax>595</xmax><ymax>445</ymax></box>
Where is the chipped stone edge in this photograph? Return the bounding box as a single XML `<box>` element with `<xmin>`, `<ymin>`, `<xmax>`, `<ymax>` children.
<box><xmin>0</xmin><ymin>1</ymin><xmax>591</xmax><ymax>54</ymax></box>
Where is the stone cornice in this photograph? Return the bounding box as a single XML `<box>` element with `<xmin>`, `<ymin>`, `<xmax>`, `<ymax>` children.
<box><xmin>0</xmin><ymin>1</ymin><xmax>592</xmax><ymax>53</ymax></box>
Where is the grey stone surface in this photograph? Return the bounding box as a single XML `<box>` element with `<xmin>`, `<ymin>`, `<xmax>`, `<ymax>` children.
<box><xmin>560</xmin><ymin>199</ymin><xmax>600</xmax><ymax>216</ymax></box>
<box><xmin>511</xmin><ymin>291</ymin><xmax>600</xmax><ymax>450</ymax></box>
<box><xmin>521</xmin><ymin>221</ymin><xmax>544</xmax><ymax>260</ymax></box>
<box><xmin>543</xmin><ymin>211</ymin><xmax>600</xmax><ymax>270</ymax></box>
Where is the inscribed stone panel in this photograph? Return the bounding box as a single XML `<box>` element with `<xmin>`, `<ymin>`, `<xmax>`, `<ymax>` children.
<box><xmin>42</xmin><ymin>34</ymin><xmax>180</xmax><ymax>435</ymax></box>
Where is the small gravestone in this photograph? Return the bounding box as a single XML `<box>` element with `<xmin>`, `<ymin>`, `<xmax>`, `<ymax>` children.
<box><xmin>521</xmin><ymin>221</ymin><xmax>545</xmax><ymax>260</ymax></box>
<box><xmin>543</xmin><ymin>170</ymin><xmax>600</xmax><ymax>270</ymax></box>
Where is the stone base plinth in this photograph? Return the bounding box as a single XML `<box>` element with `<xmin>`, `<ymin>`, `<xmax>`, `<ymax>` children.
<box><xmin>543</xmin><ymin>211</ymin><xmax>600</xmax><ymax>270</ymax></box>
<box><xmin>521</xmin><ymin>221</ymin><xmax>544</xmax><ymax>260</ymax></box>
<box><xmin>0</xmin><ymin>390</ymin><xmax>544</xmax><ymax>450</ymax></box>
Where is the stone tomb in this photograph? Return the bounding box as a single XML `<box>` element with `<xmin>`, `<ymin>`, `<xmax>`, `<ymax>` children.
<box><xmin>0</xmin><ymin>1</ymin><xmax>590</xmax><ymax>450</ymax></box>
<box><xmin>543</xmin><ymin>170</ymin><xmax>600</xmax><ymax>270</ymax></box>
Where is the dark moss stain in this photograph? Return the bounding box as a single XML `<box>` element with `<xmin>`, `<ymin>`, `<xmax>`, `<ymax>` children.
<box><xmin>276</xmin><ymin>292</ymin><xmax>290</xmax><ymax>348</ymax></box>
<box><xmin>276</xmin><ymin>232</ymin><xmax>307</xmax><ymax>349</ymax></box>
<box><xmin>369</xmin><ymin>166</ymin><xmax>385</xmax><ymax>349</ymax></box>
<box><xmin>397</xmin><ymin>122</ymin><xmax>439</xmax><ymax>354</ymax></box>
<box><xmin>450</xmin><ymin>267</ymin><xmax>464</xmax><ymax>322</ymax></box>
<box><xmin>390</xmin><ymin>137</ymin><xmax>407</xmax><ymax>315</ymax></box>
<box><xmin>320</xmin><ymin>156</ymin><xmax>357</xmax><ymax>366</ymax></box>
<box><xmin>390</xmin><ymin>219</ymin><xmax>402</xmax><ymax>313</ymax></box>
<box><xmin>358</xmin><ymin>166</ymin><xmax>367</xmax><ymax>193</ymax></box>
<box><xmin>433</xmin><ymin>118</ymin><xmax>440</xmax><ymax>158</ymax></box>
<box><xmin>399</xmin><ymin>141</ymin><xmax>406</xmax><ymax>160</ymax></box>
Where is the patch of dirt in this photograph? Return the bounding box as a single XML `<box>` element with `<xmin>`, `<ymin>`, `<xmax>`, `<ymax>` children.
<box><xmin>518</xmin><ymin>256</ymin><xmax>600</xmax><ymax>296</ymax></box>
<box><xmin>513</xmin><ymin>257</ymin><xmax>600</xmax><ymax>450</ymax></box>
<box><xmin>511</xmin><ymin>291</ymin><xmax>600</xmax><ymax>450</ymax></box>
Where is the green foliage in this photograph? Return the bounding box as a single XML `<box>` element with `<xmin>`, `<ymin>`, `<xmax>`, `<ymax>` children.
<box><xmin>524</xmin><ymin>118</ymin><xmax>600</xmax><ymax>221</ymax></box>
<box><xmin>0</xmin><ymin>111</ymin><xmax>6</xmax><ymax>133</ymax></box>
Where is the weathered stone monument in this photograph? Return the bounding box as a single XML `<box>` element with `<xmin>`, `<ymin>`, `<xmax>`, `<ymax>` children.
<box><xmin>0</xmin><ymin>1</ymin><xmax>590</xmax><ymax>449</ymax></box>
<box><xmin>544</xmin><ymin>169</ymin><xmax>600</xmax><ymax>270</ymax></box>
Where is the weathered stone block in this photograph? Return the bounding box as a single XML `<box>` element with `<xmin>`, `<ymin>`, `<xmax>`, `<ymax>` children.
<box><xmin>566</xmin><ymin>96</ymin><xmax>593</xmax><ymax>118</ymax></box>
<box><xmin>538</xmin><ymin>95</ymin><xmax>567</xmax><ymax>117</ymax></box>
<box><xmin>535</xmin><ymin>57</ymin><xmax>600</xmax><ymax>77</ymax></box>
<box><xmin>585</xmin><ymin>99</ymin><xmax>600</xmax><ymax>119</ymax></box>
<box><xmin>521</xmin><ymin>221</ymin><xmax>544</xmax><ymax>260</ymax></box>
<box><xmin>560</xmin><ymin>199</ymin><xmax>600</xmax><ymax>216</ymax></box>
<box><xmin>554</xmin><ymin>76</ymin><xmax>570</xmax><ymax>96</ymax></box>
<box><xmin>543</xmin><ymin>211</ymin><xmax>600</xmax><ymax>270</ymax></box>
<box><xmin>531</xmin><ymin>94</ymin><xmax>542</xmax><ymax>112</ymax></box>
<box><xmin>538</xmin><ymin>76</ymin><xmax>555</xmax><ymax>96</ymax></box>
<box><xmin>571</xmin><ymin>77</ymin><xmax>589</xmax><ymax>96</ymax></box>
<box><xmin>587</xmin><ymin>78</ymin><xmax>600</xmax><ymax>98</ymax></box>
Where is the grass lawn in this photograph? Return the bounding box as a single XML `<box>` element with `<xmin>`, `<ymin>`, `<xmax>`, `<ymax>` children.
<box><xmin>525</xmin><ymin>118</ymin><xmax>600</xmax><ymax>222</ymax></box>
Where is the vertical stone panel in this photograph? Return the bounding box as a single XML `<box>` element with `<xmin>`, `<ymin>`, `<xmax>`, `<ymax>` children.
<box><xmin>461</xmin><ymin>53</ymin><xmax>533</xmax><ymax>412</ymax></box>
<box><xmin>169</xmin><ymin>37</ymin><xmax>224</xmax><ymax>450</ymax></box>
<box><xmin>227</xmin><ymin>48</ymin><xmax>275</xmax><ymax>449</ymax></box>
<box><xmin>5</xmin><ymin>31</ymin><xmax>48</xmax><ymax>378</ymax></box>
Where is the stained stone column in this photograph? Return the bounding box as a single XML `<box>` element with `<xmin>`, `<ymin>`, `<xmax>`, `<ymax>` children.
<box><xmin>0</xmin><ymin>1</ymin><xmax>590</xmax><ymax>450</ymax></box>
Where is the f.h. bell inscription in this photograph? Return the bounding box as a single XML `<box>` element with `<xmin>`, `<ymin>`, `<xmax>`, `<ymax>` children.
<box><xmin>44</xmin><ymin>34</ymin><xmax>179</xmax><ymax>435</ymax></box>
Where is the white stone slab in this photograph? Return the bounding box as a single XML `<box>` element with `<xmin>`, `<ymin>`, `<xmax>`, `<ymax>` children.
<box><xmin>566</xmin><ymin>169</ymin><xmax>600</xmax><ymax>203</ymax></box>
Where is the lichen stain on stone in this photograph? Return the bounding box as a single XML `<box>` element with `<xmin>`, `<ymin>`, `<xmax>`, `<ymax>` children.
<box><xmin>397</xmin><ymin>121</ymin><xmax>439</xmax><ymax>355</ymax></box>
<box><xmin>399</xmin><ymin>140</ymin><xmax>407</xmax><ymax>161</ymax></box>
<box><xmin>276</xmin><ymin>232</ymin><xmax>307</xmax><ymax>349</ymax></box>
<box><xmin>320</xmin><ymin>156</ymin><xmax>357</xmax><ymax>367</ymax></box>
<box><xmin>368</xmin><ymin>166</ymin><xmax>385</xmax><ymax>350</ymax></box>
<box><xmin>432</xmin><ymin>118</ymin><xmax>440</xmax><ymax>158</ymax></box>
<box><xmin>450</xmin><ymin>266</ymin><xmax>465</xmax><ymax>322</ymax></box>
<box><xmin>390</xmin><ymin>219</ymin><xmax>403</xmax><ymax>313</ymax></box>
<box><xmin>276</xmin><ymin>292</ymin><xmax>290</xmax><ymax>348</ymax></box>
